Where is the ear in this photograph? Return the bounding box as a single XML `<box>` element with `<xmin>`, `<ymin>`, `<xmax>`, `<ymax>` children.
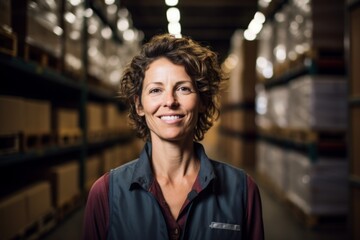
<box><xmin>135</xmin><ymin>95</ymin><xmax>145</xmax><ymax>116</ymax></box>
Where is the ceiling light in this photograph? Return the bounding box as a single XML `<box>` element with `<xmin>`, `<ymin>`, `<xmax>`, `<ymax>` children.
<box><xmin>166</xmin><ymin>7</ymin><xmax>180</xmax><ymax>22</ymax></box>
<box><xmin>168</xmin><ymin>22</ymin><xmax>181</xmax><ymax>35</ymax></box>
<box><xmin>165</xmin><ymin>0</ymin><xmax>178</xmax><ymax>6</ymax></box>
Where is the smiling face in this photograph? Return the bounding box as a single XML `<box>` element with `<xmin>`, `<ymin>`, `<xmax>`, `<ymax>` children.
<box><xmin>135</xmin><ymin>57</ymin><xmax>203</xmax><ymax>143</ymax></box>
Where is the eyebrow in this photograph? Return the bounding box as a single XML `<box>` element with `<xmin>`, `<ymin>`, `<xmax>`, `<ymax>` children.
<box><xmin>144</xmin><ymin>80</ymin><xmax>193</xmax><ymax>89</ymax></box>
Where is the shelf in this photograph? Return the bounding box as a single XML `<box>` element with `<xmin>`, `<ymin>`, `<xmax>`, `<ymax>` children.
<box><xmin>257</xmin><ymin>132</ymin><xmax>347</xmax><ymax>162</ymax></box>
<box><xmin>0</xmin><ymin>133</ymin><xmax>134</xmax><ymax>168</ymax></box>
<box><xmin>0</xmin><ymin>144</ymin><xmax>82</xmax><ymax>167</ymax></box>
<box><xmin>0</xmin><ymin>55</ymin><xmax>82</xmax><ymax>91</ymax></box>
<box><xmin>263</xmin><ymin>57</ymin><xmax>345</xmax><ymax>90</ymax></box>
<box><xmin>0</xmin><ymin>55</ymin><xmax>119</xmax><ymax>102</ymax></box>
<box><xmin>349</xmin><ymin>96</ymin><xmax>360</xmax><ymax>106</ymax></box>
<box><xmin>221</xmin><ymin>101</ymin><xmax>255</xmax><ymax>112</ymax></box>
<box><xmin>350</xmin><ymin>175</ymin><xmax>360</xmax><ymax>188</ymax></box>
<box><xmin>219</xmin><ymin>126</ymin><xmax>257</xmax><ymax>140</ymax></box>
<box><xmin>87</xmin><ymin>132</ymin><xmax>135</xmax><ymax>150</ymax></box>
<box><xmin>348</xmin><ymin>0</ymin><xmax>360</xmax><ymax>10</ymax></box>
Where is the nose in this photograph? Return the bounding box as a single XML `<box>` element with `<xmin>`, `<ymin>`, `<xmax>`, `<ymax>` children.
<box><xmin>163</xmin><ymin>90</ymin><xmax>179</xmax><ymax>108</ymax></box>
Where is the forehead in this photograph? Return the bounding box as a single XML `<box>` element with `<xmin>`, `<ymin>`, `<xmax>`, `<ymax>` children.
<box><xmin>144</xmin><ymin>58</ymin><xmax>190</xmax><ymax>81</ymax></box>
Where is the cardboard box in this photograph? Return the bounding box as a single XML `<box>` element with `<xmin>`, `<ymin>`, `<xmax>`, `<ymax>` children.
<box><xmin>350</xmin><ymin>6</ymin><xmax>360</xmax><ymax>96</ymax></box>
<box><xmin>351</xmin><ymin>186</ymin><xmax>360</xmax><ymax>240</ymax></box>
<box><xmin>49</xmin><ymin>161</ymin><xmax>80</xmax><ymax>207</ymax></box>
<box><xmin>53</xmin><ymin>108</ymin><xmax>79</xmax><ymax>130</ymax></box>
<box><xmin>219</xmin><ymin>133</ymin><xmax>255</xmax><ymax>169</ymax></box>
<box><xmin>222</xmin><ymin>109</ymin><xmax>255</xmax><ymax>133</ymax></box>
<box><xmin>287</xmin><ymin>151</ymin><xmax>348</xmax><ymax>215</ymax></box>
<box><xmin>24</xmin><ymin>181</ymin><xmax>53</xmax><ymax>223</ymax></box>
<box><xmin>86</xmin><ymin>103</ymin><xmax>104</xmax><ymax>132</ymax></box>
<box><xmin>227</xmin><ymin>33</ymin><xmax>257</xmax><ymax>103</ymax></box>
<box><xmin>26</xmin><ymin>0</ymin><xmax>62</xmax><ymax>57</ymax></box>
<box><xmin>351</xmin><ymin>106</ymin><xmax>360</xmax><ymax>177</ymax></box>
<box><xmin>0</xmin><ymin>95</ymin><xmax>24</xmax><ymax>134</ymax></box>
<box><xmin>23</xmin><ymin>98</ymin><xmax>51</xmax><ymax>134</ymax></box>
<box><xmin>0</xmin><ymin>0</ymin><xmax>11</xmax><ymax>30</ymax></box>
<box><xmin>0</xmin><ymin>191</ymin><xmax>28</xmax><ymax>239</ymax></box>
<box><xmin>104</xmin><ymin>103</ymin><xmax>119</xmax><ymax>130</ymax></box>
<box><xmin>86</xmin><ymin>155</ymin><xmax>101</xmax><ymax>191</ymax></box>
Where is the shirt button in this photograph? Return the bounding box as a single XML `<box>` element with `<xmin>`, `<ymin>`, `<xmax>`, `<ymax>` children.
<box><xmin>174</xmin><ymin>228</ymin><xmax>179</xmax><ymax>235</ymax></box>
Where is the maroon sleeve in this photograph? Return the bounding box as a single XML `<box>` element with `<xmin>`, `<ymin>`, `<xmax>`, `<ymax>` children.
<box><xmin>246</xmin><ymin>175</ymin><xmax>265</xmax><ymax>240</ymax></box>
<box><xmin>82</xmin><ymin>173</ymin><xmax>110</xmax><ymax>240</ymax></box>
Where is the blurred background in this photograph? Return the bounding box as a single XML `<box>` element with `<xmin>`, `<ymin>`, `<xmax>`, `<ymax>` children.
<box><xmin>0</xmin><ymin>0</ymin><xmax>359</xmax><ymax>239</ymax></box>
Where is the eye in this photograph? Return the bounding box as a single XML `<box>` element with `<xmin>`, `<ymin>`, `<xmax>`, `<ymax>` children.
<box><xmin>149</xmin><ymin>88</ymin><xmax>162</xmax><ymax>94</ymax></box>
<box><xmin>177</xmin><ymin>86</ymin><xmax>193</xmax><ymax>94</ymax></box>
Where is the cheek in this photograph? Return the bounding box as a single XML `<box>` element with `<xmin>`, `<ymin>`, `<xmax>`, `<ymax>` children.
<box><xmin>141</xmin><ymin>97</ymin><xmax>160</xmax><ymax>114</ymax></box>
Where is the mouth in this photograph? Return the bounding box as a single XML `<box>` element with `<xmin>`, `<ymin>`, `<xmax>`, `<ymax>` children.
<box><xmin>159</xmin><ymin>114</ymin><xmax>185</xmax><ymax>121</ymax></box>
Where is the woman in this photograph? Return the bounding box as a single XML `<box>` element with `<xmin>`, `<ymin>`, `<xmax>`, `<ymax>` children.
<box><xmin>83</xmin><ymin>34</ymin><xmax>264</xmax><ymax>240</ymax></box>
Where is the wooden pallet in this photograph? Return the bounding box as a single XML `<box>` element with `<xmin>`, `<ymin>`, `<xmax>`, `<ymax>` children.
<box><xmin>0</xmin><ymin>28</ymin><xmax>17</xmax><ymax>56</ymax></box>
<box><xmin>259</xmin><ymin>127</ymin><xmax>346</xmax><ymax>144</ymax></box>
<box><xmin>56</xmin><ymin>193</ymin><xmax>83</xmax><ymax>221</ymax></box>
<box><xmin>284</xmin><ymin>197</ymin><xmax>347</xmax><ymax>230</ymax></box>
<box><xmin>21</xmin><ymin>132</ymin><xmax>53</xmax><ymax>152</ymax></box>
<box><xmin>13</xmin><ymin>210</ymin><xmax>57</xmax><ymax>240</ymax></box>
<box><xmin>0</xmin><ymin>132</ymin><xmax>21</xmax><ymax>155</ymax></box>
<box><xmin>55</xmin><ymin>128</ymin><xmax>82</xmax><ymax>146</ymax></box>
<box><xmin>24</xmin><ymin>43</ymin><xmax>61</xmax><ymax>71</ymax></box>
<box><xmin>87</xmin><ymin>130</ymin><xmax>106</xmax><ymax>143</ymax></box>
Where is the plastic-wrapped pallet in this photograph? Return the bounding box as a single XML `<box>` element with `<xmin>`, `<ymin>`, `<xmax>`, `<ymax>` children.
<box><xmin>88</xmin><ymin>14</ymin><xmax>106</xmax><ymax>82</ymax></box>
<box><xmin>27</xmin><ymin>0</ymin><xmax>62</xmax><ymax>57</ymax></box>
<box><xmin>256</xmin><ymin>140</ymin><xmax>289</xmax><ymax>193</ymax></box>
<box><xmin>256</xmin><ymin>85</ymin><xmax>289</xmax><ymax>129</ymax></box>
<box><xmin>288</xmin><ymin>75</ymin><xmax>347</xmax><ymax>130</ymax></box>
<box><xmin>286</xmin><ymin>150</ymin><xmax>348</xmax><ymax>216</ymax></box>
<box><xmin>64</xmin><ymin>0</ymin><xmax>84</xmax><ymax>78</ymax></box>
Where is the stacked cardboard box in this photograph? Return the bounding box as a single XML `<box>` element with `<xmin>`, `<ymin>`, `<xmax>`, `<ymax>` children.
<box><xmin>287</xmin><ymin>151</ymin><xmax>348</xmax><ymax>216</ymax></box>
<box><xmin>86</xmin><ymin>155</ymin><xmax>101</xmax><ymax>191</ymax></box>
<box><xmin>0</xmin><ymin>95</ymin><xmax>52</xmax><ymax>152</ymax></box>
<box><xmin>288</xmin><ymin>75</ymin><xmax>347</xmax><ymax>130</ymax></box>
<box><xmin>53</xmin><ymin>107</ymin><xmax>81</xmax><ymax>145</ymax></box>
<box><xmin>0</xmin><ymin>95</ymin><xmax>24</xmax><ymax>136</ymax></box>
<box><xmin>256</xmin><ymin>141</ymin><xmax>288</xmax><ymax>193</ymax></box>
<box><xmin>0</xmin><ymin>190</ymin><xmax>28</xmax><ymax>239</ymax></box>
<box><xmin>0</xmin><ymin>181</ymin><xmax>53</xmax><ymax>240</ymax></box>
<box><xmin>87</xmin><ymin>102</ymin><xmax>104</xmax><ymax>141</ymax></box>
<box><xmin>23</xmin><ymin>98</ymin><xmax>51</xmax><ymax>135</ymax></box>
<box><xmin>64</xmin><ymin>0</ymin><xmax>84</xmax><ymax>78</ymax></box>
<box><xmin>48</xmin><ymin>161</ymin><xmax>80</xmax><ymax>208</ymax></box>
<box><xmin>219</xmin><ymin>32</ymin><xmax>258</xmax><ymax>168</ymax></box>
<box><xmin>26</xmin><ymin>0</ymin><xmax>62</xmax><ymax>58</ymax></box>
<box><xmin>349</xmin><ymin>4</ymin><xmax>360</xmax><ymax>240</ymax></box>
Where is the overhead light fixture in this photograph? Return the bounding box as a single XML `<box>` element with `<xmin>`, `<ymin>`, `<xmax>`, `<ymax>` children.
<box><xmin>165</xmin><ymin>0</ymin><xmax>178</xmax><ymax>6</ymax></box>
<box><xmin>166</xmin><ymin>7</ymin><xmax>180</xmax><ymax>22</ymax></box>
<box><xmin>168</xmin><ymin>22</ymin><xmax>181</xmax><ymax>35</ymax></box>
<box><xmin>244</xmin><ymin>11</ymin><xmax>266</xmax><ymax>41</ymax></box>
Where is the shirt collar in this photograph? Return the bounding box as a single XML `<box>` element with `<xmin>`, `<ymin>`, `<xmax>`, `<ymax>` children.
<box><xmin>130</xmin><ymin>141</ymin><xmax>217</xmax><ymax>192</ymax></box>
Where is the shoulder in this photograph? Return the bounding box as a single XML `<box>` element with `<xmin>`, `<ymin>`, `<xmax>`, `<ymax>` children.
<box><xmin>110</xmin><ymin>159</ymin><xmax>139</xmax><ymax>175</ymax></box>
<box><xmin>109</xmin><ymin>159</ymin><xmax>139</xmax><ymax>186</ymax></box>
<box><xmin>210</xmin><ymin>160</ymin><xmax>259</xmax><ymax>190</ymax></box>
<box><xmin>210</xmin><ymin>159</ymin><xmax>247</xmax><ymax>179</ymax></box>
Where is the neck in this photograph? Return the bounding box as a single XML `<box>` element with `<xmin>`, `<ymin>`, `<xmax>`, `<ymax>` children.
<box><xmin>150</xmin><ymin>138</ymin><xmax>199</xmax><ymax>182</ymax></box>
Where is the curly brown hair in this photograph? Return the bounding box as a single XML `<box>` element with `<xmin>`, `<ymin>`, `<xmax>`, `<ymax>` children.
<box><xmin>118</xmin><ymin>34</ymin><xmax>225</xmax><ymax>141</ymax></box>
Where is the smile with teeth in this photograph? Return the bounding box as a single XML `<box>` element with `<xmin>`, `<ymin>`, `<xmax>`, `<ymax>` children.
<box><xmin>160</xmin><ymin>115</ymin><xmax>183</xmax><ymax>121</ymax></box>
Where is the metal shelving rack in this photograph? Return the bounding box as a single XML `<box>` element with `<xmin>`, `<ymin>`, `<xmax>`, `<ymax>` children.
<box><xmin>346</xmin><ymin>0</ymin><xmax>360</xmax><ymax>239</ymax></box>
<box><xmin>0</xmin><ymin>0</ymin><xmax>134</xmax><ymax>203</ymax></box>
